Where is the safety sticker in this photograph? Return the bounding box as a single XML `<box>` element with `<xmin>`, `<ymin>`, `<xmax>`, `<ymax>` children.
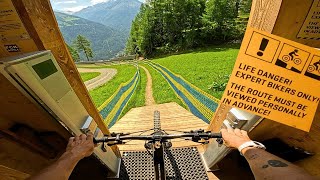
<box><xmin>221</xmin><ymin>27</ymin><xmax>320</xmax><ymax>132</ymax></box>
<box><xmin>297</xmin><ymin>0</ymin><xmax>320</xmax><ymax>39</ymax></box>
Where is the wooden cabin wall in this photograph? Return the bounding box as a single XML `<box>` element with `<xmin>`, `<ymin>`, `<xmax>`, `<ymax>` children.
<box><xmin>0</xmin><ymin>73</ymin><xmax>70</xmax><ymax>174</ymax></box>
<box><xmin>249</xmin><ymin>0</ymin><xmax>320</xmax><ymax>177</ymax></box>
<box><xmin>13</xmin><ymin>0</ymin><xmax>120</xmax><ymax>156</ymax></box>
<box><xmin>0</xmin><ymin>0</ymin><xmax>119</xmax><ymax>176</ymax></box>
<box><xmin>250</xmin><ymin>105</ymin><xmax>320</xmax><ymax>177</ymax></box>
<box><xmin>208</xmin><ymin>0</ymin><xmax>320</xmax><ymax>177</ymax></box>
<box><xmin>0</xmin><ymin>165</ymin><xmax>30</xmax><ymax>179</ymax></box>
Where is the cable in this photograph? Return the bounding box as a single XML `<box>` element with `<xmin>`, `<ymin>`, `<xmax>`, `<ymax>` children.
<box><xmin>123</xmin><ymin>129</ymin><xmax>155</xmax><ymax>144</ymax></box>
<box><xmin>126</xmin><ymin>128</ymin><xmax>155</xmax><ymax>135</ymax></box>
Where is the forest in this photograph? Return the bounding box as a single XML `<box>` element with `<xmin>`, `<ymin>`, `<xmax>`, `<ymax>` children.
<box><xmin>126</xmin><ymin>0</ymin><xmax>252</xmax><ymax>57</ymax></box>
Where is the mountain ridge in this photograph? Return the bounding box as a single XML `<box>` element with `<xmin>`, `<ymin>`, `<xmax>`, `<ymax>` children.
<box><xmin>74</xmin><ymin>0</ymin><xmax>142</xmax><ymax>33</ymax></box>
<box><xmin>55</xmin><ymin>11</ymin><xmax>126</xmax><ymax>61</ymax></box>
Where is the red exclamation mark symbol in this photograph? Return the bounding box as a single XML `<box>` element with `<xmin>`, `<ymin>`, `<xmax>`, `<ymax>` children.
<box><xmin>257</xmin><ymin>38</ymin><xmax>269</xmax><ymax>57</ymax></box>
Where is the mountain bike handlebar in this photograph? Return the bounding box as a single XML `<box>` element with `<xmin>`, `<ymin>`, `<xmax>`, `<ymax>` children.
<box><xmin>94</xmin><ymin>131</ymin><xmax>222</xmax><ymax>144</ymax></box>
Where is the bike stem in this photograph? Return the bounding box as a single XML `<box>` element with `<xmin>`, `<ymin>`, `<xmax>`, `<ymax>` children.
<box><xmin>153</xmin><ymin>110</ymin><xmax>166</xmax><ymax>180</ymax></box>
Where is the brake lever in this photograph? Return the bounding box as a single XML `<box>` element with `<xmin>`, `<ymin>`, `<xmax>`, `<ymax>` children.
<box><xmin>216</xmin><ymin>138</ymin><xmax>224</xmax><ymax>146</ymax></box>
<box><xmin>215</xmin><ymin>119</ymin><xmax>231</xmax><ymax>147</ymax></box>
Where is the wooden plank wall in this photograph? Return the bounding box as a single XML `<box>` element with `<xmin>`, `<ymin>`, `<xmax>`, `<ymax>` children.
<box><xmin>0</xmin><ymin>0</ymin><xmax>119</xmax><ymax>175</ymax></box>
<box><xmin>11</xmin><ymin>0</ymin><xmax>113</xmax><ymax>139</ymax></box>
<box><xmin>0</xmin><ymin>165</ymin><xmax>30</xmax><ymax>180</ymax></box>
<box><xmin>249</xmin><ymin>0</ymin><xmax>320</xmax><ymax>177</ymax></box>
<box><xmin>0</xmin><ymin>0</ymin><xmax>119</xmax><ymax>154</ymax></box>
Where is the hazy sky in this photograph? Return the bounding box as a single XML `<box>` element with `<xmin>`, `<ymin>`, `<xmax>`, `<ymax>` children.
<box><xmin>50</xmin><ymin>0</ymin><xmax>144</xmax><ymax>13</ymax></box>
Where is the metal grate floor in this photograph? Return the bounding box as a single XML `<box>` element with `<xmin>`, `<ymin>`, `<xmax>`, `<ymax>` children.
<box><xmin>119</xmin><ymin>147</ymin><xmax>208</xmax><ymax>180</ymax></box>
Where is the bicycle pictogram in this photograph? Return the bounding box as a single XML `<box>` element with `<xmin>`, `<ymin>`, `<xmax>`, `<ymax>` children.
<box><xmin>307</xmin><ymin>60</ymin><xmax>320</xmax><ymax>74</ymax></box>
<box><xmin>282</xmin><ymin>49</ymin><xmax>302</xmax><ymax>65</ymax></box>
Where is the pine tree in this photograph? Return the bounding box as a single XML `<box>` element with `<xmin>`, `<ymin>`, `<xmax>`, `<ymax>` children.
<box><xmin>73</xmin><ymin>35</ymin><xmax>94</xmax><ymax>61</ymax></box>
<box><xmin>67</xmin><ymin>44</ymin><xmax>80</xmax><ymax>62</ymax></box>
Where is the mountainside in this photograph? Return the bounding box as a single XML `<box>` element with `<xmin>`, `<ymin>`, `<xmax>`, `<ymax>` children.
<box><xmin>74</xmin><ymin>0</ymin><xmax>142</xmax><ymax>34</ymax></box>
<box><xmin>55</xmin><ymin>12</ymin><xmax>126</xmax><ymax>60</ymax></box>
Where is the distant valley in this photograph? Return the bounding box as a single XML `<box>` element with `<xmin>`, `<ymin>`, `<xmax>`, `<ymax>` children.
<box><xmin>55</xmin><ymin>0</ymin><xmax>142</xmax><ymax>61</ymax></box>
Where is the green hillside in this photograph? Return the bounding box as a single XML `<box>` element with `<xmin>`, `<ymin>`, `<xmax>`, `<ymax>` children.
<box><xmin>153</xmin><ymin>44</ymin><xmax>240</xmax><ymax>99</ymax></box>
<box><xmin>55</xmin><ymin>12</ymin><xmax>127</xmax><ymax>60</ymax></box>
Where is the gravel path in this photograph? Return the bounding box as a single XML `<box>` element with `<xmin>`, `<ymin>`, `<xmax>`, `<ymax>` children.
<box><xmin>78</xmin><ymin>68</ymin><xmax>117</xmax><ymax>90</ymax></box>
<box><xmin>140</xmin><ymin>66</ymin><xmax>156</xmax><ymax>106</ymax></box>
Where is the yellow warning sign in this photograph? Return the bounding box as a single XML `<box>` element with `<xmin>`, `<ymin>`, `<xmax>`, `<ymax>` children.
<box><xmin>297</xmin><ymin>0</ymin><xmax>320</xmax><ymax>39</ymax></box>
<box><xmin>221</xmin><ymin>27</ymin><xmax>320</xmax><ymax>132</ymax></box>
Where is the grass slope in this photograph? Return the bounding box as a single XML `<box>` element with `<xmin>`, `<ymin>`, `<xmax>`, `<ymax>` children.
<box><xmin>80</xmin><ymin>72</ymin><xmax>101</xmax><ymax>82</ymax></box>
<box><xmin>153</xmin><ymin>44</ymin><xmax>240</xmax><ymax>99</ymax></box>
<box><xmin>141</xmin><ymin>63</ymin><xmax>185</xmax><ymax>108</ymax></box>
<box><xmin>88</xmin><ymin>64</ymin><xmax>137</xmax><ymax>107</ymax></box>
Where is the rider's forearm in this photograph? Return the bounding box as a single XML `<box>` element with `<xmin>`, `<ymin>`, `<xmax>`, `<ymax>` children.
<box><xmin>243</xmin><ymin>147</ymin><xmax>316</xmax><ymax>180</ymax></box>
<box><xmin>28</xmin><ymin>152</ymin><xmax>81</xmax><ymax>180</ymax></box>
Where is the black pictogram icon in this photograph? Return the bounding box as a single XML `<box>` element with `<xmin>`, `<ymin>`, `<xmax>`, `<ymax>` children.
<box><xmin>4</xmin><ymin>44</ymin><xmax>20</xmax><ymax>52</ymax></box>
<box><xmin>305</xmin><ymin>55</ymin><xmax>320</xmax><ymax>81</ymax></box>
<box><xmin>275</xmin><ymin>44</ymin><xmax>310</xmax><ymax>74</ymax></box>
<box><xmin>307</xmin><ymin>61</ymin><xmax>320</xmax><ymax>73</ymax></box>
<box><xmin>281</xmin><ymin>49</ymin><xmax>302</xmax><ymax>65</ymax></box>
<box><xmin>245</xmin><ymin>32</ymin><xmax>280</xmax><ymax>63</ymax></box>
<box><xmin>257</xmin><ymin>38</ymin><xmax>269</xmax><ymax>57</ymax></box>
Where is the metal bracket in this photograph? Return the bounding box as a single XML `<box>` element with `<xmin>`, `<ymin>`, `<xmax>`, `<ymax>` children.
<box><xmin>80</xmin><ymin>116</ymin><xmax>93</xmax><ymax>134</ymax></box>
<box><xmin>202</xmin><ymin>108</ymin><xmax>263</xmax><ymax>170</ymax></box>
<box><xmin>101</xmin><ymin>142</ymin><xmax>107</xmax><ymax>152</ymax></box>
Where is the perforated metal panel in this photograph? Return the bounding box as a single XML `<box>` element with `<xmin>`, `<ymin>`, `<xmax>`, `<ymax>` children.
<box><xmin>120</xmin><ymin>147</ymin><xmax>208</xmax><ymax>180</ymax></box>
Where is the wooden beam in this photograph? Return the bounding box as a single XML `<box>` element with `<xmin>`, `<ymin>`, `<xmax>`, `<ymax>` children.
<box><xmin>0</xmin><ymin>165</ymin><xmax>30</xmax><ymax>180</ymax></box>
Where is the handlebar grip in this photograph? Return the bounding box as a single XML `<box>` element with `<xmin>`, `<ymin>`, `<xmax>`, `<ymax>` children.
<box><xmin>210</xmin><ymin>133</ymin><xmax>222</xmax><ymax>138</ymax></box>
<box><xmin>93</xmin><ymin>137</ymin><xmax>98</xmax><ymax>144</ymax></box>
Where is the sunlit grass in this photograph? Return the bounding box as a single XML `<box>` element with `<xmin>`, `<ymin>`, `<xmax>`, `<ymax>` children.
<box><xmin>80</xmin><ymin>72</ymin><xmax>101</xmax><ymax>82</ymax></box>
<box><xmin>88</xmin><ymin>64</ymin><xmax>137</xmax><ymax>108</ymax></box>
<box><xmin>153</xmin><ymin>44</ymin><xmax>240</xmax><ymax>99</ymax></box>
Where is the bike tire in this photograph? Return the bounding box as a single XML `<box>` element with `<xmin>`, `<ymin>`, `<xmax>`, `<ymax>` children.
<box><xmin>294</xmin><ymin>58</ymin><xmax>302</xmax><ymax>65</ymax></box>
<box><xmin>308</xmin><ymin>65</ymin><xmax>316</xmax><ymax>72</ymax></box>
<box><xmin>282</xmin><ymin>55</ymin><xmax>290</xmax><ymax>62</ymax></box>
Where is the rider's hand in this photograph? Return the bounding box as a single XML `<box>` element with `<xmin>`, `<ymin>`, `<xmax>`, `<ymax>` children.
<box><xmin>64</xmin><ymin>133</ymin><xmax>95</xmax><ymax>161</ymax></box>
<box><xmin>221</xmin><ymin>128</ymin><xmax>251</xmax><ymax>149</ymax></box>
